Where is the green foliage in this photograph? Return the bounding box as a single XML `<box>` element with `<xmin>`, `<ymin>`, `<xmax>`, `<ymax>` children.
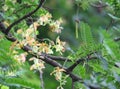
<box><xmin>106</xmin><ymin>0</ymin><xmax>120</xmax><ymax>12</ymax></box>
<box><xmin>5</xmin><ymin>77</ymin><xmax>39</xmax><ymax>89</ymax></box>
<box><xmin>0</xmin><ymin>38</ymin><xmax>40</xmax><ymax>89</ymax></box>
<box><xmin>75</xmin><ymin>0</ymin><xmax>99</xmax><ymax>10</ymax></box>
<box><xmin>0</xmin><ymin>38</ymin><xmax>18</xmax><ymax>73</ymax></box>
<box><xmin>68</xmin><ymin>22</ymin><xmax>101</xmax><ymax>61</ymax></box>
<box><xmin>72</xmin><ymin>29</ymin><xmax>120</xmax><ymax>88</ymax></box>
<box><xmin>102</xmin><ymin>30</ymin><xmax>120</xmax><ymax>60</ymax></box>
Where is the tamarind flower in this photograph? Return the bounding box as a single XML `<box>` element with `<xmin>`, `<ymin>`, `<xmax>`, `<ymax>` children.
<box><xmin>49</xmin><ymin>18</ymin><xmax>63</xmax><ymax>33</ymax></box>
<box><xmin>25</xmin><ymin>28</ymin><xmax>34</xmax><ymax>37</ymax></box>
<box><xmin>25</xmin><ymin>36</ymin><xmax>36</xmax><ymax>45</ymax></box>
<box><xmin>38</xmin><ymin>43</ymin><xmax>53</xmax><ymax>54</ymax></box>
<box><xmin>30</xmin><ymin>22</ymin><xmax>39</xmax><ymax>30</ymax></box>
<box><xmin>14</xmin><ymin>53</ymin><xmax>27</xmax><ymax>63</ymax></box>
<box><xmin>50</xmin><ymin>67</ymin><xmax>65</xmax><ymax>81</ymax></box>
<box><xmin>29</xmin><ymin>58</ymin><xmax>45</xmax><ymax>72</ymax></box>
<box><xmin>38</xmin><ymin>13</ymin><xmax>52</xmax><ymax>25</ymax></box>
<box><xmin>55</xmin><ymin>37</ymin><xmax>66</xmax><ymax>54</ymax></box>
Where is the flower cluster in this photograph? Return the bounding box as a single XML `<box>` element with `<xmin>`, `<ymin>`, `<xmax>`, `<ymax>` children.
<box><xmin>38</xmin><ymin>13</ymin><xmax>52</xmax><ymax>25</ymax></box>
<box><xmin>38</xmin><ymin>13</ymin><xmax>63</xmax><ymax>33</ymax></box>
<box><xmin>49</xmin><ymin>18</ymin><xmax>63</xmax><ymax>33</ymax></box>
<box><xmin>50</xmin><ymin>67</ymin><xmax>69</xmax><ymax>89</ymax></box>
<box><xmin>12</xmin><ymin>12</ymin><xmax>66</xmax><ymax>78</ymax></box>
<box><xmin>29</xmin><ymin>57</ymin><xmax>45</xmax><ymax>73</ymax></box>
<box><xmin>54</xmin><ymin>36</ymin><xmax>66</xmax><ymax>54</ymax></box>
<box><xmin>15</xmin><ymin>12</ymin><xmax>65</xmax><ymax>55</ymax></box>
<box><xmin>50</xmin><ymin>67</ymin><xmax>65</xmax><ymax>81</ymax></box>
<box><xmin>13</xmin><ymin>52</ymin><xmax>27</xmax><ymax>63</ymax></box>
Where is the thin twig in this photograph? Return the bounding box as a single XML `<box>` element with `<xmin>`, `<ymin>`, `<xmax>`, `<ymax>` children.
<box><xmin>39</xmin><ymin>71</ymin><xmax>44</xmax><ymax>89</ymax></box>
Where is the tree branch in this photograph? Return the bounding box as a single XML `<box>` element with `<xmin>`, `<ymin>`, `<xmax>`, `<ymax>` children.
<box><xmin>0</xmin><ymin>21</ymin><xmax>83</xmax><ymax>82</ymax></box>
<box><xmin>67</xmin><ymin>56</ymin><xmax>98</xmax><ymax>72</ymax></box>
<box><xmin>47</xmin><ymin>55</ymin><xmax>71</xmax><ymax>61</ymax></box>
<box><xmin>0</xmin><ymin>1</ymin><xmax>100</xmax><ymax>88</ymax></box>
<box><xmin>5</xmin><ymin>0</ymin><xmax>46</xmax><ymax>35</ymax></box>
<box><xmin>0</xmin><ymin>22</ymin><xmax>17</xmax><ymax>41</ymax></box>
<box><xmin>38</xmin><ymin>54</ymin><xmax>82</xmax><ymax>82</ymax></box>
<box><xmin>67</xmin><ymin>58</ymin><xmax>84</xmax><ymax>72</ymax></box>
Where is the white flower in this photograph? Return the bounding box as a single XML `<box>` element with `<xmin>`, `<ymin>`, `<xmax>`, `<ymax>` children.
<box><xmin>50</xmin><ymin>67</ymin><xmax>65</xmax><ymax>81</ymax></box>
<box><xmin>38</xmin><ymin>13</ymin><xmax>52</xmax><ymax>25</ymax></box>
<box><xmin>30</xmin><ymin>58</ymin><xmax>45</xmax><ymax>72</ymax></box>
<box><xmin>49</xmin><ymin>18</ymin><xmax>63</xmax><ymax>33</ymax></box>
<box><xmin>14</xmin><ymin>53</ymin><xmax>27</xmax><ymax>63</ymax></box>
<box><xmin>38</xmin><ymin>43</ymin><xmax>53</xmax><ymax>54</ymax></box>
<box><xmin>54</xmin><ymin>37</ymin><xmax>65</xmax><ymax>54</ymax></box>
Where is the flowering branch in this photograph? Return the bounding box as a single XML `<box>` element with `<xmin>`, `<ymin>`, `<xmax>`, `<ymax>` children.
<box><xmin>0</xmin><ymin>1</ymin><xmax>102</xmax><ymax>88</ymax></box>
<box><xmin>0</xmin><ymin>20</ymin><xmax>82</xmax><ymax>82</ymax></box>
<box><xmin>0</xmin><ymin>16</ymin><xmax>100</xmax><ymax>88</ymax></box>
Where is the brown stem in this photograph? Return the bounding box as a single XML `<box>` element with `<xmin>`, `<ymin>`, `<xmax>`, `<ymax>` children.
<box><xmin>67</xmin><ymin>58</ymin><xmax>84</xmax><ymax>72</ymax></box>
<box><xmin>47</xmin><ymin>55</ymin><xmax>71</xmax><ymax>61</ymax></box>
<box><xmin>67</xmin><ymin>56</ymin><xmax>97</xmax><ymax>72</ymax></box>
